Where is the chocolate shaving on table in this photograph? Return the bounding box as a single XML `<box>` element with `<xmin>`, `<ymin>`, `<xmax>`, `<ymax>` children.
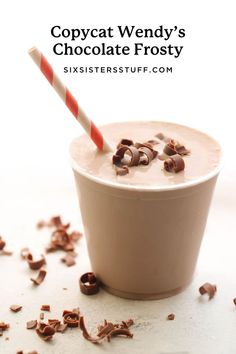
<box><xmin>0</xmin><ymin>322</ymin><xmax>9</xmax><ymax>331</ymax></box>
<box><xmin>20</xmin><ymin>247</ymin><xmax>30</xmax><ymax>260</ymax></box>
<box><xmin>63</xmin><ymin>310</ymin><xmax>80</xmax><ymax>328</ymax></box>
<box><xmin>41</xmin><ymin>305</ymin><xmax>50</xmax><ymax>312</ymax></box>
<box><xmin>30</xmin><ymin>269</ymin><xmax>47</xmax><ymax>286</ymax></box>
<box><xmin>36</xmin><ymin>322</ymin><xmax>55</xmax><ymax>341</ymax></box>
<box><xmin>26</xmin><ymin>253</ymin><xmax>46</xmax><ymax>270</ymax></box>
<box><xmin>167</xmin><ymin>313</ymin><xmax>175</xmax><ymax>320</ymax></box>
<box><xmin>26</xmin><ymin>320</ymin><xmax>38</xmax><ymax>329</ymax></box>
<box><xmin>199</xmin><ymin>282</ymin><xmax>217</xmax><ymax>299</ymax></box>
<box><xmin>37</xmin><ymin>215</ymin><xmax>70</xmax><ymax>230</ymax></box>
<box><xmin>233</xmin><ymin>298</ymin><xmax>236</xmax><ymax>306</ymax></box>
<box><xmin>10</xmin><ymin>305</ymin><xmax>22</xmax><ymax>313</ymax></box>
<box><xmin>107</xmin><ymin>328</ymin><xmax>133</xmax><ymax>341</ymax></box>
<box><xmin>79</xmin><ymin>316</ymin><xmax>104</xmax><ymax>344</ymax></box>
<box><xmin>0</xmin><ymin>236</ymin><xmax>6</xmax><ymax>250</ymax></box>
<box><xmin>61</xmin><ymin>254</ymin><xmax>76</xmax><ymax>267</ymax></box>
<box><xmin>40</xmin><ymin>313</ymin><xmax>44</xmax><ymax>321</ymax></box>
<box><xmin>79</xmin><ymin>272</ymin><xmax>100</xmax><ymax>295</ymax></box>
<box><xmin>164</xmin><ymin>154</ymin><xmax>185</xmax><ymax>173</ymax></box>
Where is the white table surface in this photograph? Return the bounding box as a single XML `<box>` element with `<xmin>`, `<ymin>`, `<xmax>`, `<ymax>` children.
<box><xmin>0</xmin><ymin>160</ymin><xmax>235</xmax><ymax>354</ymax></box>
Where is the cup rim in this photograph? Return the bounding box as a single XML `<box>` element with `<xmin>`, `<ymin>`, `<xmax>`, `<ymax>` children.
<box><xmin>69</xmin><ymin>121</ymin><xmax>222</xmax><ymax>192</ymax></box>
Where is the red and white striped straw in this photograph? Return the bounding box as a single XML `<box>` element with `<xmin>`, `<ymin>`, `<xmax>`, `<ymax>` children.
<box><xmin>28</xmin><ymin>47</ymin><xmax>113</xmax><ymax>152</ymax></box>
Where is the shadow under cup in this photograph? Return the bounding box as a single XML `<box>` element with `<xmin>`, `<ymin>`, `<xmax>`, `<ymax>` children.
<box><xmin>71</xmin><ymin>156</ymin><xmax>220</xmax><ymax>300</ymax></box>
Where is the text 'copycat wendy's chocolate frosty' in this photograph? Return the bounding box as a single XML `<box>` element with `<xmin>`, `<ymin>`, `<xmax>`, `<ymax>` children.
<box><xmin>70</xmin><ymin>121</ymin><xmax>221</xmax><ymax>300</ymax></box>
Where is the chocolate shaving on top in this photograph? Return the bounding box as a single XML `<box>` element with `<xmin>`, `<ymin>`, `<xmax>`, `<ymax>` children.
<box><xmin>30</xmin><ymin>269</ymin><xmax>47</xmax><ymax>286</ymax></box>
<box><xmin>79</xmin><ymin>272</ymin><xmax>100</xmax><ymax>295</ymax></box>
<box><xmin>164</xmin><ymin>154</ymin><xmax>185</xmax><ymax>173</ymax></box>
<box><xmin>164</xmin><ymin>139</ymin><xmax>190</xmax><ymax>156</ymax></box>
<box><xmin>116</xmin><ymin>145</ymin><xmax>140</xmax><ymax>167</ymax></box>
<box><xmin>199</xmin><ymin>282</ymin><xmax>217</xmax><ymax>299</ymax></box>
<box><xmin>26</xmin><ymin>253</ymin><xmax>46</xmax><ymax>270</ymax></box>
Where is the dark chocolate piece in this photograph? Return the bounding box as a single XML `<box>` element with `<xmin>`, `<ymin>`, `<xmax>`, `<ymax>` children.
<box><xmin>164</xmin><ymin>154</ymin><xmax>185</xmax><ymax>173</ymax></box>
<box><xmin>117</xmin><ymin>139</ymin><xmax>134</xmax><ymax>147</ymax></box>
<box><xmin>0</xmin><ymin>237</ymin><xmax>6</xmax><ymax>250</ymax></box>
<box><xmin>36</xmin><ymin>322</ymin><xmax>55</xmax><ymax>341</ymax></box>
<box><xmin>79</xmin><ymin>272</ymin><xmax>100</xmax><ymax>295</ymax></box>
<box><xmin>0</xmin><ymin>322</ymin><xmax>9</xmax><ymax>330</ymax></box>
<box><xmin>139</xmin><ymin>147</ymin><xmax>156</xmax><ymax>165</ymax></box>
<box><xmin>199</xmin><ymin>282</ymin><xmax>217</xmax><ymax>299</ymax></box>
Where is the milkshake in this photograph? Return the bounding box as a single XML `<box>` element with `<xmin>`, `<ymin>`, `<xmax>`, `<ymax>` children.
<box><xmin>70</xmin><ymin>121</ymin><xmax>221</xmax><ymax>299</ymax></box>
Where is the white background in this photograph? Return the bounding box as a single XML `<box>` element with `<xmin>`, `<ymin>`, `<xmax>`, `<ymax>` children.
<box><xmin>0</xmin><ymin>1</ymin><xmax>236</xmax><ymax>353</ymax></box>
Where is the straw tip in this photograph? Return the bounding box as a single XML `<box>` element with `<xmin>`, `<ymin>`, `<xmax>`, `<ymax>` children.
<box><xmin>28</xmin><ymin>46</ymin><xmax>38</xmax><ymax>54</ymax></box>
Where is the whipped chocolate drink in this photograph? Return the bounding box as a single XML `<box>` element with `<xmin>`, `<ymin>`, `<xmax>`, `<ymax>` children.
<box><xmin>70</xmin><ymin>121</ymin><xmax>221</xmax><ymax>300</ymax></box>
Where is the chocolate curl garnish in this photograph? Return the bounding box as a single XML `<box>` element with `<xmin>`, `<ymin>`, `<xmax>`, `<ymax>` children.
<box><xmin>79</xmin><ymin>272</ymin><xmax>100</xmax><ymax>295</ymax></box>
<box><xmin>63</xmin><ymin>310</ymin><xmax>80</xmax><ymax>327</ymax></box>
<box><xmin>164</xmin><ymin>154</ymin><xmax>185</xmax><ymax>173</ymax></box>
<box><xmin>36</xmin><ymin>322</ymin><xmax>55</xmax><ymax>341</ymax></box>
<box><xmin>139</xmin><ymin>146</ymin><xmax>156</xmax><ymax>165</ymax></box>
<box><xmin>155</xmin><ymin>132</ymin><xmax>165</xmax><ymax>140</ymax></box>
<box><xmin>164</xmin><ymin>139</ymin><xmax>190</xmax><ymax>156</ymax></box>
<box><xmin>30</xmin><ymin>269</ymin><xmax>47</xmax><ymax>286</ymax></box>
<box><xmin>199</xmin><ymin>282</ymin><xmax>217</xmax><ymax>299</ymax></box>
<box><xmin>79</xmin><ymin>316</ymin><xmax>104</xmax><ymax>344</ymax></box>
<box><xmin>116</xmin><ymin>146</ymin><xmax>140</xmax><ymax>167</ymax></box>
<box><xmin>117</xmin><ymin>139</ymin><xmax>134</xmax><ymax>149</ymax></box>
<box><xmin>26</xmin><ymin>253</ymin><xmax>46</xmax><ymax>270</ymax></box>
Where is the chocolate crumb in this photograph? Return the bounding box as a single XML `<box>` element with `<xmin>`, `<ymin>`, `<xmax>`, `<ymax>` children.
<box><xmin>26</xmin><ymin>320</ymin><xmax>38</xmax><ymax>329</ymax></box>
<box><xmin>61</xmin><ymin>254</ymin><xmax>76</xmax><ymax>267</ymax></box>
<box><xmin>199</xmin><ymin>282</ymin><xmax>217</xmax><ymax>299</ymax></box>
<box><xmin>167</xmin><ymin>313</ymin><xmax>175</xmax><ymax>320</ymax></box>
<box><xmin>79</xmin><ymin>272</ymin><xmax>100</xmax><ymax>295</ymax></box>
<box><xmin>0</xmin><ymin>322</ymin><xmax>9</xmax><ymax>331</ymax></box>
<box><xmin>30</xmin><ymin>269</ymin><xmax>47</xmax><ymax>286</ymax></box>
<box><xmin>233</xmin><ymin>298</ymin><xmax>236</xmax><ymax>306</ymax></box>
<box><xmin>40</xmin><ymin>313</ymin><xmax>44</xmax><ymax>320</ymax></box>
<box><xmin>10</xmin><ymin>305</ymin><xmax>22</xmax><ymax>313</ymax></box>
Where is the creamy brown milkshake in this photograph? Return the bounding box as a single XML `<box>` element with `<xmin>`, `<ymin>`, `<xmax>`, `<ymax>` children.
<box><xmin>70</xmin><ymin>121</ymin><xmax>221</xmax><ymax>299</ymax></box>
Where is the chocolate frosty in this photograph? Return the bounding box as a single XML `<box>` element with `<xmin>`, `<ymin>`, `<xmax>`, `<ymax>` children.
<box><xmin>70</xmin><ymin>121</ymin><xmax>220</xmax><ymax>188</ymax></box>
<box><xmin>70</xmin><ymin>121</ymin><xmax>221</xmax><ymax>300</ymax></box>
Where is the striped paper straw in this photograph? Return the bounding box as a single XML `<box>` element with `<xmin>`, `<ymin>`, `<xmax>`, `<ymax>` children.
<box><xmin>28</xmin><ymin>47</ymin><xmax>113</xmax><ymax>152</ymax></box>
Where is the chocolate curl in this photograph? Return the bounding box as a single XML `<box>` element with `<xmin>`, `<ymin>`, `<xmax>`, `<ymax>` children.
<box><xmin>117</xmin><ymin>139</ymin><xmax>134</xmax><ymax>148</ymax></box>
<box><xmin>139</xmin><ymin>146</ymin><xmax>156</xmax><ymax>165</ymax></box>
<box><xmin>115</xmin><ymin>146</ymin><xmax>140</xmax><ymax>167</ymax></box>
<box><xmin>79</xmin><ymin>272</ymin><xmax>100</xmax><ymax>295</ymax></box>
<box><xmin>36</xmin><ymin>322</ymin><xmax>55</xmax><ymax>341</ymax></box>
<box><xmin>164</xmin><ymin>139</ymin><xmax>190</xmax><ymax>156</ymax></box>
<box><xmin>30</xmin><ymin>269</ymin><xmax>47</xmax><ymax>286</ymax></box>
<box><xmin>63</xmin><ymin>310</ymin><xmax>80</xmax><ymax>327</ymax></box>
<box><xmin>79</xmin><ymin>316</ymin><xmax>103</xmax><ymax>344</ymax></box>
<box><xmin>26</xmin><ymin>253</ymin><xmax>46</xmax><ymax>270</ymax></box>
<box><xmin>199</xmin><ymin>282</ymin><xmax>217</xmax><ymax>300</ymax></box>
<box><xmin>164</xmin><ymin>154</ymin><xmax>185</xmax><ymax>173</ymax></box>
